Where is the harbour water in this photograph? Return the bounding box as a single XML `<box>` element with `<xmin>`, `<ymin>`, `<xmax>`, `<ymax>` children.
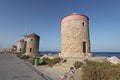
<box><xmin>93</xmin><ymin>52</ymin><xmax>120</xmax><ymax>59</ymax></box>
<box><xmin>40</xmin><ymin>51</ymin><xmax>120</xmax><ymax>59</ymax></box>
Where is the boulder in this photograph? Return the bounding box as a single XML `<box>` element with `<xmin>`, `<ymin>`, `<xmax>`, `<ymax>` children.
<box><xmin>107</xmin><ymin>56</ymin><xmax>120</xmax><ymax>64</ymax></box>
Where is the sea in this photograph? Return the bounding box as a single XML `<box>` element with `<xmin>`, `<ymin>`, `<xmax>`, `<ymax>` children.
<box><xmin>40</xmin><ymin>51</ymin><xmax>120</xmax><ymax>59</ymax></box>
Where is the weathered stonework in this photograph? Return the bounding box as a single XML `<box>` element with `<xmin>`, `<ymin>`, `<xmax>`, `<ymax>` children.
<box><xmin>17</xmin><ymin>39</ymin><xmax>26</xmax><ymax>53</ymax></box>
<box><xmin>25</xmin><ymin>33</ymin><xmax>40</xmax><ymax>57</ymax></box>
<box><xmin>59</xmin><ymin>13</ymin><xmax>92</xmax><ymax>57</ymax></box>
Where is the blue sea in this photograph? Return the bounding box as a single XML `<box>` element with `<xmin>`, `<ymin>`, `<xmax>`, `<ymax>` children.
<box><xmin>40</xmin><ymin>51</ymin><xmax>120</xmax><ymax>59</ymax></box>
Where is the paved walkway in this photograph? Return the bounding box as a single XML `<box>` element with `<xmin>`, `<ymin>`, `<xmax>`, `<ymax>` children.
<box><xmin>35</xmin><ymin>65</ymin><xmax>65</xmax><ymax>80</ymax></box>
<box><xmin>0</xmin><ymin>53</ymin><xmax>45</xmax><ymax>80</ymax></box>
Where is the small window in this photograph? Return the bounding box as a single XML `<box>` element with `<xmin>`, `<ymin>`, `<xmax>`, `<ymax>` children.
<box><xmin>30</xmin><ymin>48</ymin><xmax>32</xmax><ymax>52</ymax></box>
<box><xmin>82</xmin><ymin>22</ymin><xmax>84</xmax><ymax>26</ymax></box>
<box><xmin>83</xmin><ymin>42</ymin><xmax>86</xmax><ymax>53</ymax></box>
<box><xmin>20</xmin><ymin>48</ymin><xmax>21</xmax><ymax>51</ymax></box>
<box><xmin>31</xmin><ymin>39</ymin><xmax>33</xmax><ymax>41</ymax></box>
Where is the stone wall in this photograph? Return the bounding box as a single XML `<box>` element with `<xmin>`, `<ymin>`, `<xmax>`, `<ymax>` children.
<box><xmin>25</xmin><ymin>36</ymin><xmax>39</xmax><ymax>57</ymax></box>
<box><xmin>17</xmin><ymin>42</ymin><xmax>25</xmax><ymax>53</ymax></box>
<box><xmin>60</xmin><ymin>18</ymin><xmax>91</xmax><ymax>57</ymax></box>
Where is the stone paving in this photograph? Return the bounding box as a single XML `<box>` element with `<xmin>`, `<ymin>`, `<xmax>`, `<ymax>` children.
<box><xmin>0</xmin><ymin>53</ymin><xmax>45</xmax><ymax>80</ymax></box>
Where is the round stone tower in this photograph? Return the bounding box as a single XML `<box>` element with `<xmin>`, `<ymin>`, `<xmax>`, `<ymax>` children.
<box><xmin>59</xmin><ymin>13</ymin><xmax>92</xmax><ymax>57</ymax></box>
<box><xmin>17</xmin><ymin>39</ymin><xmax>26</xmax><ymax>53</ymax></box>
<box><xmin>25</xmin><ymin>33</ymin><xmax>40</xmax><ymax>57</ymax></box>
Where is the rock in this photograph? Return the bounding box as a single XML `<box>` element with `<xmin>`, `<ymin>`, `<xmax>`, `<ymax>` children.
<box><xmin>58</xmin><ymin>74</ymin><xmax>67</xmax><ymax>79</ymax></box>
<box><xmin>73</xmin><ymin>69</ymin><xmax>82</xmax><ymax>80</ymax></box>
<box><xmin>69</xmin><ymin>67</ymin><xmax>75</xmax><ymax>74</ymax></box>
<box><xmin>65</xmin><ymin>74</ymin><xmax>74</xmax><ymax>80</ymax></box>
<box><xmin>107</xmin><ymin>56</ymin><xmax>120</xmax><ymax>64</ymax></box>
<box><xmin>78</xmin><ymin>67</ymin><xmax>82</xmax><ymax>70</ymax></box>
<box><xmin>40</xmin><ymin>54</ymin><xmax>54</xmax><ymax>59</ymax></box>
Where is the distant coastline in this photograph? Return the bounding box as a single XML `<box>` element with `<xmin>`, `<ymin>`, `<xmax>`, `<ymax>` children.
<box><xmin>40</xmin><ymin>51</ymin><xmax>120</xmax><ymax>59</ymax></box>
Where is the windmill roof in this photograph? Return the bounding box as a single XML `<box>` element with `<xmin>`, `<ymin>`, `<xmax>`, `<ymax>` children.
<box><xmin>28</xmin><ymin>33</ymin><xmax>40</xmax><ymax>38</ymax></box>
<box><xmin>18</xmin><ymin>39</ymin><xmax>24</xmax><ymax>42</ymax></box>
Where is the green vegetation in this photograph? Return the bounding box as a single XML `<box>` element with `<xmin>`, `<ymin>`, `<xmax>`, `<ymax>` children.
<box><xmin>16</xmin><ymin>53</ymin><xmax>23</xmax><ymax>58</ymax></box>
<box><xmin>40</xmin><ymin>57</ymin><xmax>63</xmax><ymax>67</ymax></box>
<box><xmin>74</xmin><ymin>61</ymin><xmax>83</xmax><ymax>69</ymax></box>
<box><xmin>17</xmin><ymin>53</ymin><xmax>63</xmax><ymax>67</ymax></box>
<box><xmin>48</xmin><ymin>57</ymin><xmax>63</xmax><ymax>67</ymax></box>
<box><xmin>17</xmin><ymin>53</ymin><xmax>29</xmax><ymax>61</ymax></box>
<box><xmin>61</xmin><ymin>59</ymin><xmax>67</xmax><ymax>63</ymax></box>
<box><xmin>28</xmin><ymin>58</ymin><xmax>34</xmax><ymax>65</ymax></box>
<box><xmin>82</xmin><ymin>60</ymin><xmax>120</xmax><ymax>80</ymax></box>
<box><xmin>20</xmin><ymin>55</ymin><xmax>29</xmax><ymax>60</ymax></box>
<box><xmin>40</xmin><ymin>57</ymin><xmax>51</xmax><ymax>65</ymax></box>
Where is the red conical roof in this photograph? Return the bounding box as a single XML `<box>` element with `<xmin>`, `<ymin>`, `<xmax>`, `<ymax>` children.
<box><xmin>61</xmin><ymin>13</ymin><xmax>89</xmax><ymax>23</ymax></box>
<box><xmin>28</xmin><ymin>33</ymin><xmax>39</xmax><ymax>37</ymax></box>
<box><xmin>18</xmin><ymin>39</ymin><xmax>24</xmax><ymax>42</ymax></box>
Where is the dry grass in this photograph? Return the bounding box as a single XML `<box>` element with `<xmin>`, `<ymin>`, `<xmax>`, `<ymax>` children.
<box><xmin>82</xmin><ymin>60</ymin><xmax>120</xmax><ymax>80</ymax></box>
<box><xmin>40</xmin><ymin>57</ymin><xmax>63</xmax><ymax>67</ymax></box>
<box><xmin>74</xmin><ymin>61</ymin><xmax>83</xmax><ymax>69</ymax></box>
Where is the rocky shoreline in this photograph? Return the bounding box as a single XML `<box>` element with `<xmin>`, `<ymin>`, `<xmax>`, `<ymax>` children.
<box><xmin>31</xmin><ymin>55</ymin><xmax>120</xmax><ymax>80</ymax></box>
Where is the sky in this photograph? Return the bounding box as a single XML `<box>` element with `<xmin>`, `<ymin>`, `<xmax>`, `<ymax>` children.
<box><xmin>0</xmin><ymin>0</ymin><xmax>120</xmax><ymax>52</ymax></box>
